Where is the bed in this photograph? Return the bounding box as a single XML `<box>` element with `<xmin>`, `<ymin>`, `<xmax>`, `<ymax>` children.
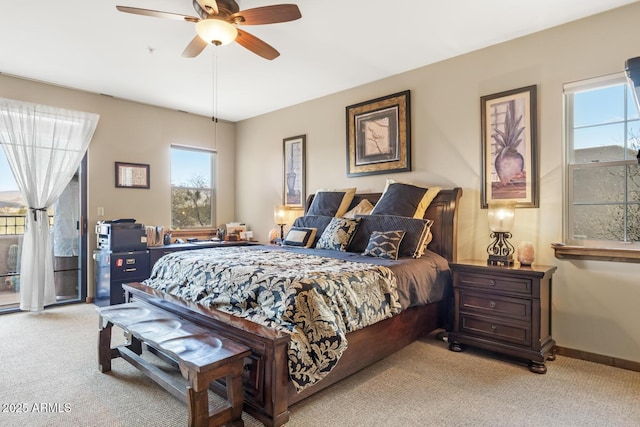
<box><xmin>123</xmin><ymin>186</ymin><xmax>462</xmax><ymax>426</ymax></box>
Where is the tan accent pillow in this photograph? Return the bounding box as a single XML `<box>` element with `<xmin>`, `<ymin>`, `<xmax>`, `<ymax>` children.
<box><xmin>343</xmin><ymin>199</ymin><xmax>374</xmax><ymax>218</ymax></box>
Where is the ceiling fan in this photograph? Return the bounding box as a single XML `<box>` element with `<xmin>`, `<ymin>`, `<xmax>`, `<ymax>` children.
<box><xmin>116</xmin><ymin>0</ymin><xmax>302</xmax><ymax>60</ymax></box>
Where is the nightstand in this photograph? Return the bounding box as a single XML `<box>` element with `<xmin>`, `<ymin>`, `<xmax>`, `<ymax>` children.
<box><xmin>448</xmin><ymin>260</ymin><xmax>557</xmax><ymax>373</ymax></box>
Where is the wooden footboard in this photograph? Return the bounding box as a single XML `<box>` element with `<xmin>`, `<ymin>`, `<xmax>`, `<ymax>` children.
<box><xmin>287</xmin><ymin>300</ymin><xmax>447</xmax><ymax>404</ymax></box>
<box><xmin>124</xmin><ymin>282</ymin><xmax>447</xmax><ymax>427</ymax></box>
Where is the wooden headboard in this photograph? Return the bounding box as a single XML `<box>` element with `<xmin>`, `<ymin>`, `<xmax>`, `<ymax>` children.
<box><xmin>305</xmin><ymin>187</ymin><xmax>462</xmax><ymax>263</ymax></box>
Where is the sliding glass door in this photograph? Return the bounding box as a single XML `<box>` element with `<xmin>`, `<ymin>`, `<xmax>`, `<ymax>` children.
<box><xmin>0</xmin><ymin>155</ymin><xmax>87</xmax><ymax>313</ymax></box>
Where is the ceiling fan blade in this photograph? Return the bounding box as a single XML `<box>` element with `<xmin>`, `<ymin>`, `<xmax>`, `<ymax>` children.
<box><xmin>116</xmin><ymin>6</ymin><xmax>199</xmax><ymax>22</ymax></box>
<box><xmin>235</xmin><ymin>29</ymin><xmax>280</xmax><ymax>60</ymax></box>
<box><xmin>182</xmin><ymin>35</ymin><xmax>209</xmax><ymax>58</ymax></box>
<box><xmin>231</xmin><ymin>4</ymin><xmax>301</xmax><ymax>25</ymax></box>
<box><xmin>195</xmin><ymin>0</ymin><xmax>218</xmax><ymax>16</ymax></box>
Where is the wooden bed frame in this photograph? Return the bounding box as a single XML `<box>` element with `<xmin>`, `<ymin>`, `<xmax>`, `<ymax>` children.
<box><xmin>123</xmin><ymin>187</ymin><xmax>462</xmax><ymax>426</ymax></box>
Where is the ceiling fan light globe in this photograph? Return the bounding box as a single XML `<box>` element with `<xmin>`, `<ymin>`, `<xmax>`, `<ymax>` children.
<box><xmin>196</xmin><ymin>18</ymin><xmax>238</xmax><ymax>46</ymax></box>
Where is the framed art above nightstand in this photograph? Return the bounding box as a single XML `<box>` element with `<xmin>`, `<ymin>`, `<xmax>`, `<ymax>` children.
<box><xmin>448</xmin><ymin>260</ymin><xmax>557</xmax><ymax>373</ymax></box>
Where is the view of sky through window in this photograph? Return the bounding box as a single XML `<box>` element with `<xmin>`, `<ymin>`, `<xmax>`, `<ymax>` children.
<box><xmin>170</xmin><ymin>147</ymin><xmax>212</xmax><ymax>187</ymax></box>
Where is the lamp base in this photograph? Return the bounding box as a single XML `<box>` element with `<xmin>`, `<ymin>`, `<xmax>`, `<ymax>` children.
<box><xmin>487</xmin><ymin>231</ymin><xmax>515</xmax><ymax>267</ymax></box>
<box><xmin>487</xmin><ymin>254</ymin><xmax>514</xmax><ymax>266</ymax></box>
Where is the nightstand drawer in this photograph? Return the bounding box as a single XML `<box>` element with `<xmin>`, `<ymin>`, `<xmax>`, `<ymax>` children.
<box><xmin>460</xmin><ymin>290</ymin><xmax>531</xmax><ymax>321</ymax></box>
<box><xmin>457</xmin><ymin>272</ymin><xmax>532</xmax><ymax>295</ymax></box>
<box><xmin>460</xmin><ymin>314</ymin><xmax>531</xmax><ymax>347</ymax></box>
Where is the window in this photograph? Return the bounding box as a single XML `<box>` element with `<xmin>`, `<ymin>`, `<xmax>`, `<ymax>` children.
<box><xmin>0</xmin><ymin>151</ymin><xmax>26</xmax><ymax>235</ymax></box>
<box><xmin>564</xmin><ymin>74</ymin><xmax>640</xmax><ymax>251</ymax></box>
<box><xmin>170</xmin><ymin>146</ymin><xmax>216</xmax><ymax>229</ymax></box>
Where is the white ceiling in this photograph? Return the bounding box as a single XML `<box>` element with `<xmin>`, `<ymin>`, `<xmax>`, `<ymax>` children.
<box><xmin>1</xmin><ymin>0</ymin><xmax>637</xmax><ymax>122</ymax></box>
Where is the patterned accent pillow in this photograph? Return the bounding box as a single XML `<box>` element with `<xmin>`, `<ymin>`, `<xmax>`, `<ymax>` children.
<box><xmin>362</xmin><ymin>230</ymin><xmax>406</xmax><ymax>260</ymax></box>
<box><xmin>316</xmin><ymin>217</ymin><xmax>361</xmax><ymax>251</ymax></box>
<box><xmin>282</xmin><ymin>227</ymin><xmax>317</xmax><ymax>248</ymax></box>
<box><xmin>347</xmin><ymin>214</ymin><xmax>433</xmax><ymax>258</ymax></box>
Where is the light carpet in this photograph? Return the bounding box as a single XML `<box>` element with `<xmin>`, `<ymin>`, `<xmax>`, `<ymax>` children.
<box><xmin>1</xmin><ymin>303</ymin><xmax>639</xmax><ymax>426</ymax></box>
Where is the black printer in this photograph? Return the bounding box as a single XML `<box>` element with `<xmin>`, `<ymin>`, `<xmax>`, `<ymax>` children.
<box><xmin>96</xmin><ymin>219</ymin><xmax>147</xmax><ymax>252</ymax></box>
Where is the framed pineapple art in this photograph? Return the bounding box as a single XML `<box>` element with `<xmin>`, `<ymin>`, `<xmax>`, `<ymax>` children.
<box><xmin>481</xmin><ymin>85</ymin><xmax>538</xmax><ymax>208</ymax></box>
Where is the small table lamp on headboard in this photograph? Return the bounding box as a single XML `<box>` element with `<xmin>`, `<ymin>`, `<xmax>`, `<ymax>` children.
<box><xmin>274</xmin><ymin>205</ymin><xmax>303</xmax><ymax>244</ymax></box>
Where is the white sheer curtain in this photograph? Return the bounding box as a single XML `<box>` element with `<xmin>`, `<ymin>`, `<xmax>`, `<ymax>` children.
<box><xmin>0</xmin><ymin>98</ymin><xmax>99</xmax><ymax>311</ymax></box>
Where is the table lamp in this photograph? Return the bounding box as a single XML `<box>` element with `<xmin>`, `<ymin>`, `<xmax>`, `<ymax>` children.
<box><xmin>273</xmin><ymin>205</ymin><xmax>302</xmax><ymax>244</ymax></box>
<box><xmin>487</xmin><ymin>200</ymin><xmax>516</xmax><ymax>266</ymax></box>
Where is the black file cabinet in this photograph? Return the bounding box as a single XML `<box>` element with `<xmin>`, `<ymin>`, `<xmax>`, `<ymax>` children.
<box><xmin>94</xmin><ymin>250</ymin><xmax>149</xmax><ymax>306</ymax></box>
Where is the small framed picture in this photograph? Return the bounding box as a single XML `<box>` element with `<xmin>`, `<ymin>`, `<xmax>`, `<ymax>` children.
<box><xmin>115</xmin><ymin>162</ymin><xmax>150</xmax><ymax>189</ymax></box>
<box><xmin>283</xmin><ymin>135</ymin><xmax>306</xmax><ymax>207</ymax></box>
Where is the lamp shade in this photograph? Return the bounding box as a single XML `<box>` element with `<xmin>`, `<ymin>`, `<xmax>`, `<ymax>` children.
<box><xmin>196</xmin><ymin>18</ymin><xmax>238</xmax><ymax>46</ymax></box>
<box><xmin>488</xmin><ymin>200</ymin><xmax>516</xmax><ymax>232</ymax></box>
<box><xmin>274</xmin><ymin>205</ymin><xmax>302</xmax><ymax>226</ymax></box>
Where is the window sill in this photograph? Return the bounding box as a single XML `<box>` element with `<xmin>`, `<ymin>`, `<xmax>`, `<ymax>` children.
<box><xmin>551</xmin><ymin>243</ymin><xmax>640</xmax><ymax>263</ymax></box>
<box><xmin>170</xmin><ymin>229</ymin><xmax>217</xmax><ymax>240</ymax></box>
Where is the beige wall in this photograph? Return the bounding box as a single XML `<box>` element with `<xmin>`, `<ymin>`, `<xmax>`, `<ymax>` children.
<box><xmin>235</xmin><ymin>3</ymin><xmax>640</xmax><ymax>363</ymax></box>
<box><xmin>0</xmin><ymin>75</ymin><xmax>236</xmax><ymax>297</ymax></box>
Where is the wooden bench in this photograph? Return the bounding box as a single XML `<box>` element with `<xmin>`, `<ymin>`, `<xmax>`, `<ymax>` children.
<box><xmin>97</xmin><ymin>302</ymin><xmax>251</xmax><ymax>427</ymax></box>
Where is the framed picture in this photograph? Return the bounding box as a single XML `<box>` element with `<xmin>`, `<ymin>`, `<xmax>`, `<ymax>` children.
<box><xmin>481</xmin><ymin>85</ymin><xmax>538</xmax><ymax>208</ymax></box>
<box><xmin>115</xmin><ymin>161</ymin><xmax>150</xmax><ymax>189</ymax></box>
<box><xmin>283</xmin><ymin>135</ymin><xmax>306</xmax><ymax>207</ymax></box>
<box><xmin>346</xmin><ymin>90</ymin><xmax>411</xmax><ymax>177</ymax></box>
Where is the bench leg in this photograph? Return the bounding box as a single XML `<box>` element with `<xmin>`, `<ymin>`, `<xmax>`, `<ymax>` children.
<box><xmin>187</xmin><ymin>386</ymin><xmax>210</xmax><ymax>427</ymax></box>
<box><xmin>186</xmin><ymin>364</ymin><xmax>246</xmax><ymax>427</ymax></box>
<box><xmin>226</xmin><ymin>373</ymin><xmax>245</xmax><ymax>426</ymax></box>
<box><xmin>98</xmin><ymin>319</ymin><xmax>113</xmax><ymax>373</ymax></box>
<box><xmin>128</xmin><ymin>335</ymin><xmax>143</xmax><ymax>355</ymax></box>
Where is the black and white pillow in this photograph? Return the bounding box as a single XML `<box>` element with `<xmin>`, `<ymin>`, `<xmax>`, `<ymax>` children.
<box><xmin>292</xmin><ymin>215</ymin><xmax>334</xmax><ymax>247</ymax></box>
<box><xmin>362</xmin><ymin>230</ymin><xmax>406</xmax><ymax>260</ymax></box>
<box><xmin>316</xmin><ymin>217</ymin><xmax>361</xmax><ymax>251</ymax></box>
<box><xmin>282</xmin><ymin>227</ymin><xmax>317</xmax><ymax>248</ymax></box>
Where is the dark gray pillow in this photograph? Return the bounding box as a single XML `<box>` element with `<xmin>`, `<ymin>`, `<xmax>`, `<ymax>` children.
<box><xmin>370</xmin><ymin>182</ymin><xmax>427</xmax><ymax>217</ymax></box>
<box><xmin>347</xmin><ymin>214</ymin><xmax>433</xmax><ymax>258</ymax></box>
<box><xmin>306</xmin><ymin>191</ymin><xmax>346</xmax><ymax>216</ymax></box>
<box><xmin>293</xmin><ymin>215</ymin><xmax>334</xmax><ymax>247</ymax></box>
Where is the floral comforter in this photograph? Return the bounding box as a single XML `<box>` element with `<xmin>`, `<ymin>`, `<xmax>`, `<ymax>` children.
<box><xmin>143</xmin><ymin>246</ymin><xmax>402</xmax><ymax>392</ymax></box>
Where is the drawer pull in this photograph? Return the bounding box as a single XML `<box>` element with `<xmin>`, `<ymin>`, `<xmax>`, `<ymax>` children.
<box><xmin>490</xmin><ymin>325</ymin><xmax>497</xmax><ymax>332</ymax></box>
<box><xmin>489</xmin><ymin>301</ymin><xmax>497</xmax><ymax>309</ymax></box>
<box><xmin>489</xmin><ymin>279</ymin><xmax>496</xmax><ymax>286</ymax></box>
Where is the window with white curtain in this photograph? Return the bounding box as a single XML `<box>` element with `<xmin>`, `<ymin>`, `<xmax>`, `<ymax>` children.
<box><xmin>564</xmin><ymin>74</ymin><xmax>640</xmax><ymax>248</ymax></box>
<box><xmin>170</xmin><ymin>146</ymin><xmax>216</xmax><ymax>229</ymax></box>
